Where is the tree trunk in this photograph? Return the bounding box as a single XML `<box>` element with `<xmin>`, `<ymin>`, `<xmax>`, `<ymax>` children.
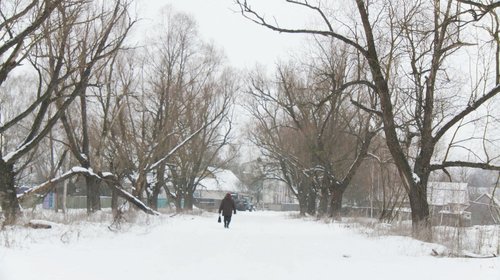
<box><xmin>297</xmin><ymin>188</ymin><xmax>307</xmax><ymax>216</ymax></box>
<box><xmin>174</xmin><ymin>191</ymin><xmax>185</xmax><ymax>212</ymax></box>
<box><xmin>0</xmin><ymin>160</ymin><xmax>20</xmax><ymax>225</ymax></box>
<box><xmin>163</xmin><ymin>185</ymin><xmax>176</xmax><ymax>209</ymax></box>
<box><xmin>317</xmin><ymin>186</ymin><xmax>329</xmax><ymax>217</ymax></box>
<box><xmin>111</xmin><ymin>188</ymin><xmax>118</xmax><ymax>217</ymax></box>
<box><xmin>85</xmin><ymin>175</ymin><xmax>101</xmax><ymax>213</ymax></box>
<box><xmin>306</xmin><ymin>188</ymin><xmax>316</xmax><ymax>216</ymax></box>
<box><xmin>150</xmin><ymin>164</ymin><xmax>166</xmax><ymax>211</ymax></box>
<box><xmin>408</xmin><ymin>183</ymin><xmax>432</xmax><ymax>241</ymax></box>
<box><xmin>329</xmin><ymin>186</ymin><xmax>345</xmax><ymax>220</ymax></box>
<box><xmin>55</xmin><ymin>184</ymin><xmax>60</xmax><ymax>213</ymax></box>
<box><xmin>62</xmin><ymin>179</ymin><xmax>68</xmax><ymax>214</ymax></box>
<box><xmin>184</xmin><ymin>193</ymin><xmax>194</xmax><ymax>210</ymax></box>
<box><xmin>148</xmin><ymin>187</ymin><xmax>160</xmax><ymax>210</ymax></box>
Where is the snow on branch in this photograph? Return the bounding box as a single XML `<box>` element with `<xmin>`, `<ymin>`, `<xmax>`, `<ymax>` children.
<box><xmin>3</xmin><ymin>138</ymin><xmax>36</xmax><ymax>163</ymax></box>
<box><xmin>17</xmin><ymin>167</ymin><xmax>82</xmax><ymax>200</ymax></box>
<box><xmin>17</xmin><ymin>167</ymin><xmax>160</xmax><ymax>216</ymax></box>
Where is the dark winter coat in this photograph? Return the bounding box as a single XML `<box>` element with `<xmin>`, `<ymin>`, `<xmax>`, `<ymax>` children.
<box><xmin>219</xmin><ymin>193</ymin><xmax>236</xmax><ymax>216</ymax></box>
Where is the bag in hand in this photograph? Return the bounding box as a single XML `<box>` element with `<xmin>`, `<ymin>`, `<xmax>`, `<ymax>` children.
<box><xmin>218</xmin><ymin>215</ymin><xmax>221</xmax><ymax>223</ymax></box>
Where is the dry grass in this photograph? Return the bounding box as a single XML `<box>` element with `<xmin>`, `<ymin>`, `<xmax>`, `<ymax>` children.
<box><xmin>332</xmin><ymin>216</ymin><xmax>499</xmax><ymax>257</ymax></box>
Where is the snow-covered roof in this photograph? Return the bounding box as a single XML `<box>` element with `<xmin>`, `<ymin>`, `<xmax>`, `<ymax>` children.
<box><xmin>197</xmin><ymin>168</ymin><xmax>242</xmax><ymax>193</ymax></box>
<box><xmin>427</xmin><ymin>182</ymin><xmax>469</xmax><ymax>206</ymax></box>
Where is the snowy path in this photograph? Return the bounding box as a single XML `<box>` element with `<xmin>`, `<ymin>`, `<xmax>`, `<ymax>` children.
<box><xmin>1</xmin><ymin>211</ymin><xmax>499</xmax><ymax>280</ymax></box>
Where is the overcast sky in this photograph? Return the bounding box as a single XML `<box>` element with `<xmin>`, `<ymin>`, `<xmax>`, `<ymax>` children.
<box><xmin>133</xmin><ymin>0</ymin><xmax>318</xmax><ymax>160</ymax></box>
<box><xmin>132</xmin><ymin>1</ymin><xmax>499</xmax><ymax>162</ymax></box>
<box><xmin>136</xmin><ymin>0</ymin><xmax>314</xmax><ymax>69</ymax></box>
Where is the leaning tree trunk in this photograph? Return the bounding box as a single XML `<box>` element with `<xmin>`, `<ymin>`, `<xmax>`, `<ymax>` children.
<box><xmin>408</xmin><ymin>182</ymin><xmax>432</xmax><ymax>241</ymax></box>
<box><xmin>0</xmin><ymin>160</ymin><xmax>20</xmax><ymax>225</ymax></box>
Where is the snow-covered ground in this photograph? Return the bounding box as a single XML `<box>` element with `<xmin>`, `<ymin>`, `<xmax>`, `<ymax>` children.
<box><xmin>1</xmin><ymin>211</ymin><xmax>499</xmax><ymax>280</ymax></box>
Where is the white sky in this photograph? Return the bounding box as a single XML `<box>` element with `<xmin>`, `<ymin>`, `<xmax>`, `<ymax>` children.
<box><xmin>133</xmin><ymin>0</ymin><xmax>321</xmax><ymax>160</ymax></box>
<box><xmin>135</xmin><ymin>0</ymin><xmax>313</xmax><ymax>69</ymax></box>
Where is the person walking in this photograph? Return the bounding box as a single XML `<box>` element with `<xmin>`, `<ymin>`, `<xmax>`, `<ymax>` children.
<box><xmin>219</xmin><ymin>193</ymin><xmax>236</xmax><ymax>228</ymax></box>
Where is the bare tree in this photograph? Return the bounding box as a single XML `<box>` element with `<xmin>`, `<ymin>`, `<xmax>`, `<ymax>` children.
<box><xmin>245</xmin><ymin>42</ymin><xmax>379</xmax><ymax>218</ymax></box>
<box><xmin>110</xmin><ymin>8</ymin><xmax>235</xmax><ymax>212</ymax></box>
<box><xmin>166</xmin><ymin>73</ymin><xmax>235</xmax><ymax>211</ymax></box>
<box><xmin>236</xmin><ymin>0</ymin><xmax>500</xmax><ymax>240</ymax></box>
<box><xmin>53</xmin><ymin>0</ymin><xmax>134</xmax><ymax>214</ymax></box>
<box><xmin>0</xmin><ymin>0</ymin><xmax>154</xmax><ymax>224</ymax></box>
<box><xmin>245</xmin><ymin>67</ymin><xmax>314</xmax><ymax>215</ymax></box>
<box><xmin>146</xmin><ymin>10</ymin><xmax>236</xmax><ymax>211</ymax></box>
<box><xmin>0</xmin><ymin>0</ymin><xmax>83</xmax><ymax>225</ymax></box>
<box><xmin>0</xmin><ymin>0</ymin><xmax>63</xmax><ymax>85</ymax></box>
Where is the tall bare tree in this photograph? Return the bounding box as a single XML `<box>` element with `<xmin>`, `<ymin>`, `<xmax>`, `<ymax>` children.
<box><xmin>166</xmin><ymin>71</ymin><xmax>235</xmax><ymax>211</ymax></box>
<box><xmin>246</xmin><ymin>43</ymin><xmax>379</xmax><ymax>218</ymax></box>
<box><xmin>56</xmin><ymin>0</ymin><xmax>135</xmax><ymax>214</ymax></box>
<box><xmin>0</xmin><ymin>0</ymin><xmax>83</xmax><ymax>224</ymax></box>
<box><xmin>145</xmin><ymin>10</ymin><xmax>235</xmax><ymax>211</ymax></box>
<box><xmin>110</xmin><ymin>8</ymin><xmax>235</xmax><ymax>212</ymax></box>
<box><xmin>237</xmin><ymin>0</ymin><xmax>500</xmax><ymax>240</ymax></box>
<box><xmin>0</xmin><ymin>0</ymin><xmax>152</xmax><ymax>224</ymax></box>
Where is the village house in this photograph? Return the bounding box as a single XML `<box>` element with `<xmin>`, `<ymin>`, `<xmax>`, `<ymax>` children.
<box><xmin>239</xmin><ymin>160</ymin><xmax>299</xmax><ymax>211</ymax></box>
<box><xmin>194</xmin><ymin>168</ymin><xmax>247</xmax><ymax>211</ymax></box>
<box><xmin>427</xmin><ymin>182</ymin><xmax>471</xmax><ymax>226</ymax></box>
<box><xmin>465</xmin><ymin>193</ymin><xmax>500</xmax><ymax>225</ymax></box>
<box><xmin>260</xmin><ymin>179</ymin><xmax>298</xmax><ymax>211</ymax></box>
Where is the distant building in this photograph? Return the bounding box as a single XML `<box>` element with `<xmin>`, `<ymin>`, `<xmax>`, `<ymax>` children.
<box><xmin>427</xmin><ymin>182</ymin><xmax>471</xmax><ymax>226</ymax></box>
<box><xmin>194</xmin><ymin>168</ymin><xmax>246</xmax><ymax>210</ymax></box>
<box><xmin>239</xmin><ymin>160</ymin><xmax>298</xmax><ymax>211</ymax></box>
<box><xmin>465</xmin><ymin>194</ymin><xmax>500</xmax><ymax>225</ymax></box>
<box><xmin>428</xmin><ymin>182</ymin><xmax>469</xmax><ymax>211</ymax></box>
<box><xmin>260</xmin><ymin>179</ymin><xmax>298</xmax><ymax>210</ymax></box>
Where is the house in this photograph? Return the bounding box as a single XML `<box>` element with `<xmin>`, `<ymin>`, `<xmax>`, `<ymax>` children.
<box><xmin>260</xmin><ymin>179</ymin><xmax>298</xmax><ymax>211</ymax></box>
<box><xmin>428</xmin><ymin>182</ymin><xmax>469</xmax><ymax>211</ymax></box>
<box><xmin>465</xmin><ymin>193</ymin><xmax>500</xmax><ymax>225</ymax></box>
<box><xmin>427</xmin><ymin>182</ymin><xmax>471</xmax><ymax>226</ymax></box>
<box><xmin>194</xmin><ymin>168</ymin><xmax>246</xmax><ymax>210</ymax></box>
<box><xmin>239</xmin><ymin>160</ymin><xmax>298</xmax><ymax>211</ymax></box>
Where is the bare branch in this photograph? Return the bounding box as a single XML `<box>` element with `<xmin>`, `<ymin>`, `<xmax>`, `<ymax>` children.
<box><xmin>350</xmin><ymin>98</ymin><xmax>383</xmax><ymax>117</ymax></box>
<box><xmin>235</xmin><ymin>0</ymin><xmax>369</xmax><ymax>56</ymax></box>
<box><xmin>286</xmin><ymin>0</ymin><xmax>334</xmax><ymax>32</ymax></box>
<box><xmin>430</xmin><ymin>161</ymin><xmax>500</xmax><ymax>171</ymax></box>
<box><xmin>433</xmin><ymin>84</ymin><xmax>500</xmax><ymax>143</ymax></box>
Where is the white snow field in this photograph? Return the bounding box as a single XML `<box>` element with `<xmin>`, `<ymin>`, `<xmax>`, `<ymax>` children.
<box><xmin>1</xmin><ymin>211</ymin><xmax>499</xmax><ymax>280</ymax></box>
